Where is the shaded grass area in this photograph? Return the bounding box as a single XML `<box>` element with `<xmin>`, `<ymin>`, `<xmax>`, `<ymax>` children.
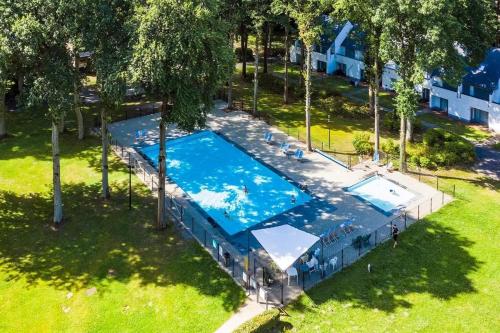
<box><xmin>0</xmin><ymin>108</ymin><xmax>245</xmax><ymax>333</ymax></box>
<box><xmin>241</xmin><ymin>173</ymin><xmax>500</xmax><ymax>332</ymax></box>
<box><xmin>418</xmin><ymin>112</ymin><xmax>491</xmax><ymax>142</ymax></box>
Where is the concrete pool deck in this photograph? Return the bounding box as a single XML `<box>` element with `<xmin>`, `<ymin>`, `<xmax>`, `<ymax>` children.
<box><xmin>109</xmin><ymin>100</ymin><xmax>450</xmax><ymax>242</ymax></box>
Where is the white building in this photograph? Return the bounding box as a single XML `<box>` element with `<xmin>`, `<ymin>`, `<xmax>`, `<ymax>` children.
<box><xmin>289</xmin><ymin>20</ymin><xmax>398</xmax><ymax>90</ymax></box>
<box><xmin>428</xmin><ymin>49</ymin><xmax>500</xmax><ymax>133</ymax></box>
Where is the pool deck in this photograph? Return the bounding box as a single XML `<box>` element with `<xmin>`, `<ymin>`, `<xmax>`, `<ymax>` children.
<box><xmin>109</xmin><ymin>100</ymin><xmax>450</xmax><ymax>244</ymax></box>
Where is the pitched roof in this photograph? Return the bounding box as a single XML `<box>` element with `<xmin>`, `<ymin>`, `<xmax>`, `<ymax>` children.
<box><xmin>462</xmin><ymin>48</ymin><xmax>500</xmax><ymax>92</ymax></box>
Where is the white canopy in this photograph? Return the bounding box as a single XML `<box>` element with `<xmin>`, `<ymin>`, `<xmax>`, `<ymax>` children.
<box><xmin>251</xmin><ymin>224</ymin><xmax>320</xmax><ymax>271</ymax></box>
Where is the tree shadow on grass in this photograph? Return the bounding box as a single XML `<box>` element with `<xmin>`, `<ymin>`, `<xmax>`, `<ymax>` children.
<box><xmin>287</xmin><ymin>219</ymin><xmax>481</xmax><ymax>314</ymax></box>
<box><xmin>0</xmin><ymin>182</ymin><xmax>245</xmax><ymax>312</ymax></box>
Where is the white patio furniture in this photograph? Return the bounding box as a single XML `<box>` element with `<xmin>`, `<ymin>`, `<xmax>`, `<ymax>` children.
<box><xmin>329</xmin><ymin>256</ymin><xmax>338</xmax><ymax>271</ymax></box>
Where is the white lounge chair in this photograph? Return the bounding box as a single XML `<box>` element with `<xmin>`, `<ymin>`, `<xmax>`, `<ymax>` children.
<box><xmin>293</xmin><ymin>149</ymin><xmax>304</xmax><ymax>162</ymax></box>
<box><xmin>264</xmin><ymin>132</ymin><xmax>273</xmax><ymax>144</ymax></box>
<box><xmin>286</xmin><ymin>266</ymin><xmax>298</xmax><ymax>285</ymax></box>
<box><xmin>329</xmin><ymin>256</ymin><xmax>338</xmax><ymax>271</ymax></box>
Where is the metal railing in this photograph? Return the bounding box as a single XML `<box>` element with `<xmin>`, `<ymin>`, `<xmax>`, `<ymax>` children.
<box><xmin>108</xmin><ymin>133</ymin><xmax>454</xmax><ymax>308</ymax></box>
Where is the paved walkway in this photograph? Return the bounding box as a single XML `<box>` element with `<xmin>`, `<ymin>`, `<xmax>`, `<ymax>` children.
<box><xmin>214</xmin><ymin>298</ymin><xmax>266</xmax><ymax>333</ymax></box>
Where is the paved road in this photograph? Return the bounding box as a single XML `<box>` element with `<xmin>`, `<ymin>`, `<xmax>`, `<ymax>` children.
<box><xmin>474</xmin><ymin>138</ymin><xmax>500</xmax><ymax>180</ymax></box>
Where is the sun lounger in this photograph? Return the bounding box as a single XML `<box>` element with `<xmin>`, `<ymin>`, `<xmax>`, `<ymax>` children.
<box><xmin>264</xmin><ymin>132</ymin><xmax>273</xmax><ymax>144</ymax></box>
<box><xmin>135</xmin><ymin>130</ymin><xmax>144</xmax><ymax>143</ymax></box>
<box><xmin>293</xmin><ymin>149</ymin><xmax>304</xmax><ymax>161</ymax></box>
<box><xmin>280</xmin><ymin>142</ymin><xmax>292</xmax><ymax>156</ymax></box>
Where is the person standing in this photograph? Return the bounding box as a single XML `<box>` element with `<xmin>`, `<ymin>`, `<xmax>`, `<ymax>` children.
<box><xmin>392</xmin><ymin>224</ymin><xmax>399</xmax><ymax>248</ymax></box>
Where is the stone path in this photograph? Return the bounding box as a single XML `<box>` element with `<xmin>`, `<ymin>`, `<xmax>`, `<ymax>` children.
<box><xmin>214</xmin><ymin>299</ymin><xmax>266</xmax><ymax>333</ymax></box>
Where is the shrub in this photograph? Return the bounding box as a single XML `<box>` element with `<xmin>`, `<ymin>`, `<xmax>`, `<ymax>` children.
<box><xmin>234</xmin><ymin>309</ymin><xmax>281</xmax><ymax>333</ymax></box>
<box><xmin>318</xmin><ymin>96</ymin><xmax>369</xmax><ymax>119</ymax></box>
<box><xmin>383</xmin><ymin>112</ymin><xmax>400</xmax><ymax>133</ymax></box>
<box><xmin>410</xmin><ymin>128</ymin><xmax>475</xmax><ymax>168</ymax></box>
<box><xmin>353</xmin><ymin>133</ymin><xmax>373</xmax><ymax>156</ymax></box>
<box><xmin>382</xmin><ymin>139</ymin><xmax>399</xmax><ymax>156</ymax></box>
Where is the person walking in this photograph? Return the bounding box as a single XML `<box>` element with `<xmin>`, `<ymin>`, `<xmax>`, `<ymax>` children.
<box><xmin>392</xmin><ymin>224</ymin><xmax>399</xmax><ymax>248</ymax></box>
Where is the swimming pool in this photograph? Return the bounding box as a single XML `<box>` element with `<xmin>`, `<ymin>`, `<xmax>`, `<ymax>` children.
<box><xmin>137</xmin><ymin>130</ymin><xmax>311</xmax><ymax>235</ymax></box>
<box><xmin>346</xmin><ymin>175</ymin><xmax>415</xmax><ymax>215</ymax></box>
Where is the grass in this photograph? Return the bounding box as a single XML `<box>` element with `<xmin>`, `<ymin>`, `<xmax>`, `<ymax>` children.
<box><xmin>240</xmin><ymin>171</ymin><xmax>500</xmax><ymax>332</ymax></box>
<box><xmin>0</xmin><ymin>107</ymin><xmax>245</xmax><ymax>332</ymax></box>
<box><xmin>418</xmin><ymin>112</ymin><xmax>491</xmax><ymax>142</ymax></box>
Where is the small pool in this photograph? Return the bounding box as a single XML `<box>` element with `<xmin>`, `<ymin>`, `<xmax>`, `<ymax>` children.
<box><xmin>346</xmin><ymin>175</ymin><xmax>415</xmax><ymax>215</ymax></box>
<box><xmin>137</xmin><ymin>130</ymin><xmax>311</xmax><ymax>235</ymax></box>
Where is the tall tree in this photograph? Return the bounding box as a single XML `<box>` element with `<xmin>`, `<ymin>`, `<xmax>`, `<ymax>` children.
<box><xmin>19</xmin><ymin>1</ymin><xmax>75</xmax><ymax>224</ymax></box>
<box><xmin>131</xmin><ymin>0</ymin><xmax>233</xmax><ymax>229</ymax></box>
<box><xmin>274</xmin><ymin>0</ymin><xmax>330</xmax><ymax>151</ymax></box>
<box><xmin>86</xmin><ymin>0</ymin><xmax>132</xmax><ymax>199</ymax></box>
<box><xmin>0</xmin><ymin>34</ymin><xmax>11</xmax><ymax>139</ymax></box>
<box><xmin>380</xmin><ymin>0</ymin><xmax>495</xmax><ymax>172</ymax></box>
<box><xmin>271</xmin><ymin>1</ymin><xmax>294</xmax><ymax>104</ymax></box>
<box><xmin>249</xmin><ymin>0</ymin><xmax>270</xmax><ymax>115</ymax></box>
<box><xmin>335</xmin><ymin>0</ymin><xmax>384</xmax><ymax>159</ymax></box>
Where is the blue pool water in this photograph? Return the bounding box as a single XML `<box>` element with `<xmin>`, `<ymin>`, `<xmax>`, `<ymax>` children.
<box><xmin>137</xmin><ymin>131</ymin><xmax>311</xmax><ymax>235</ymax></box>
<box><xmin>347</xmin><ymin>175</ymin><xmax>415</xmax><ymax>214</ymax></box>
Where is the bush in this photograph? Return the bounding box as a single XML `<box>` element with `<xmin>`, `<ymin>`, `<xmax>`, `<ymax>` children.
<box><xmin>410</xmin><ymin>128</ymin><xmax>476</xmax><ymax>168</ymax></box>
<box><xmin>353</xmin><ymin>133</ymin><xmax>373</xmax><ymax>156</ymax></box>
<box><xmin>234</xmin><ymin>309</ymin><xmax>281</xmax><ymax>333</ymax></box>
<box><xmin>382</xmin><ymin>139</ymin><xmax>399</xmax><ymax>156</ymax></box>
<box><xmin>235</xmin><ymin>47</ymin><xmax>254</xmax><ymax>62</ymax></box>
<box><xmin>383</xmin><ymin>112</ymin><xmax>400</xmax><ymax>133</ymax></box>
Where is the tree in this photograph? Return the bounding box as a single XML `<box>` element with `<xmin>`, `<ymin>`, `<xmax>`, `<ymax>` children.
<box><xmin>379</xmin><ymin>0</ymin><xmax>495</xmax><ymax>172</ymax></box>
<box><xmin>86</xmin><ymin>0</ymin><xmax>132</xmax><ymax>199</ymax></box>
<box><xmin>221</xmin><ymin>0</ymin><xmax>249</xmax><ymax>110</ymax></box>
<box><xmin>335</xmin><ymin>0</ymin><xmax>384</xmax><ymax>159</ymax></box>
<box><xmin>131</xmin><ymin>0</ymin><xmax>233</xmax><ymax>229</ymax></box>
<box><xmin>273</xmin><ymin>0</ymin><xmax>330</xmax><ymax>151</ymax></box>
<box><xmin>0</xmin><ymin>33</ymin><xmax>12</xmax><ymax>140</ymax></box>
<box><xmin>18</xmin><ymin>2</ymin><xmax>74</xmax><ymax>224</ymax></box>
<box><xmin>249</xmin><ymin>0</ymin><xmax>271</xmax><ymax>115</ymax></box>
<box><xmin>271</xmin><ymin>1</ymin><xmax>294</xmax><ymax>104</ymax></box>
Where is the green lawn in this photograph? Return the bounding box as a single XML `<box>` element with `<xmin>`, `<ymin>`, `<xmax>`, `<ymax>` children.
<box><xmin>0</xmin><ymin>108</ymin><xmax>245</xmax><ymax>332</ymax></box>
<box><xmin>239</xmin><ymin>171</ymin><xmax>500</xmax><ymax>332</ymax></box>
<box><xmin>418</xmin><ymin>113</ymin><xmax>491</xmax><ymax>142</ymax></box>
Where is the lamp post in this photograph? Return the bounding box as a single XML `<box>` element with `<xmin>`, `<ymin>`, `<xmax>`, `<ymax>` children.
<box><xmin>128</xmin><ymin>152</ymin><xmax>132</xmax><ymax>210</ymax></box>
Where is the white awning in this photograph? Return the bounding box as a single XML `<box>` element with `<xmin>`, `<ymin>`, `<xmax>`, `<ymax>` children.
<box><xmin>251</xmin><ymin>224</ymin><xmax>320</xmax><ymax>271</ymax></box>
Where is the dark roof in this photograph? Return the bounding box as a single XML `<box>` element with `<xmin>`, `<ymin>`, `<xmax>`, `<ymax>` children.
<box><xmin>462</xmin><ymin>48</ymin><xmax>500</xmax><ymax>92</ymax></box>
<box><xmin>314</xmin><ymin>17</ymin><xmax>344</xmax><ymax>54</ymax></box>
<box><xmin>340</xmin><ymin>25</ymin><xmax>365</xmax><ymax>52</ymax></box>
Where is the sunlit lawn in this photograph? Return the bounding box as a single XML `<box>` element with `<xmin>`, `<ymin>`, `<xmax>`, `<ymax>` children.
<box><xmin>418</xmin><ymin>112</ymin><xmax>492</xmax><ymax>142</ymax></box>
<box><xmin>0</xmin><ymin>108</ymin><xmax>245</xmax><ymax>333</ymax></box>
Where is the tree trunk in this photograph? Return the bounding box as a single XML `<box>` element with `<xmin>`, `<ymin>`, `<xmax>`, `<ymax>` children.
<box><xmin>17</xmin><ymin>73</ymin><xmax>24</xmax><ymax>96</ymax></box>
<box><xmin>241</xmin><ymin>25</ymin><xmax>247</xmax><ymax>79</ymax></box>
<box><xmin>157</xmin><ymin>101</ymin><xmax>168</xmax><ymax>230</ymax></box>
<box><xmin>299</xmin><ymin>45</ymin><xmax>305</xmax><ymax>88</ymax></box>
<box><xmin>263</xmin><ymin>22</ymin><xmax>269</xmax><ymax>74</ymax></box>
<box><xmin>0</xmin><ymin>89</ymin><xmax>6</xmax><ymax>139</ymax></box>
<box><xmin>52</xmin><ymin>121</ymin><xmax>63</xmax><ymax>224</ymax></box>
<box><xmin>368</xmin><ymin>83</ymin><xmax>374</xmax><ymax>115</ymax></box>
<box><xmin>227</xmin><ymin>34</ymin><xmax>234</xmax><ymax>109</ymax></box>
<box><xmin>399</xmin><ymin>115</ymin><xmax>407</xmax><ymax>173</ymax></box>
<box><xmin>283</xmin><ymin>25</ymin><xmax>289</xmax><ymax>104</ymax></box>
<box><xmin>373</xmin><ymin>62</ymin><xmax>380</xmax><ymax>157</ymax></box>
<box><xmin>252</xmin><ymin>33</ymin><xmax>260</xmax><ymax>116</ymax></box>
<box><xmin>305</xmin><ymin>45</ymin><xmax>312</xmax><ymax>152</ymax></box>
<box><xmin>74</xmin><ymin>55</ymin><xmax>84</xmax><ymax>140</ymax></box>
<box><xmin>58</xmin><ymin>113</ymin><xmax>65</xmax><ymax>133</ymax></box>
<box><xmin>406</xmin><ymin>118</ymin><xmax>414</xmax><ymax>142</ymax></box>
<box><xmin>101</xmin><ymin>106</ymin><xmax>110</xmax><ymax>199</ymax></box>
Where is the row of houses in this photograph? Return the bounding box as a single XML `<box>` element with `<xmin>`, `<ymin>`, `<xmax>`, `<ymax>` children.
<box><xmin>289</xmin><ymin>20</ymin><xmax>500</xmax><ymax>133</ymax></box>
